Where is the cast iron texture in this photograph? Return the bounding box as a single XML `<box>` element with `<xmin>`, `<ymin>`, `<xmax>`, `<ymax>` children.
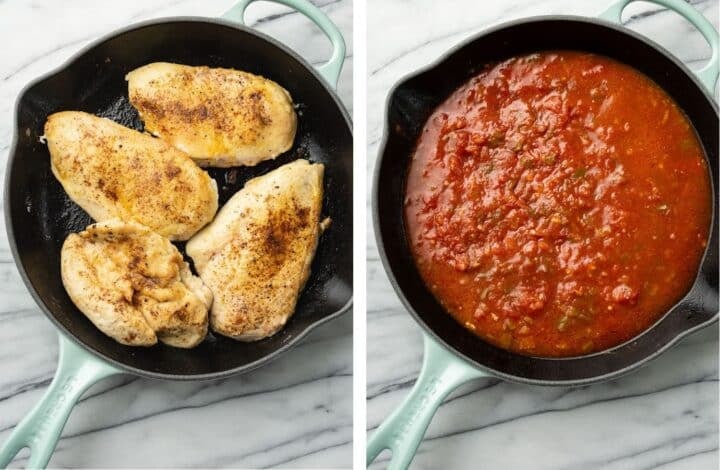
<box><xmin>374</xmin><ymin>17</ymin><xmax>718</xmax><ymax>385</ymax></box>
<box><xmin>7</xmin><ymin>18</ymin><xmax>353</xmax><ymax>380</ymax></box>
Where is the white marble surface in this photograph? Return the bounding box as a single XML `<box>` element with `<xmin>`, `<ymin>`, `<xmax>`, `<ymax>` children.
<box><xmin>0</xmin><ymin>0</ymin><xmax>352</xmax><ymax>468</ymax></box>
<box><xmin>367</xmin><ymin>0</ymin><xmax>719</xmax><ymax>469</ymax></box>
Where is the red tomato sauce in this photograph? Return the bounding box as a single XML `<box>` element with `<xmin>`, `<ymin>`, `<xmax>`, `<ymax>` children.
<box><xmin>404</xmin><ymin>51</ymin><xmax>711</xmax><ymax>357</ymax></box>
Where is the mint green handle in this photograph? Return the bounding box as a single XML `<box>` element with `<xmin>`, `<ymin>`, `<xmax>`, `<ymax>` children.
<box><xmin>599</xmin><ymin>0</ymin><xmax>719</xmax><ymax>92</ymax></box>
<box><xmin>222</xmin><ymin>0</ymin><xmax>346</xmax><ymax>89</ymax></box>
<box><xmin>0</xmin><ymin>335</ymin><xmax>121</xmax><ymax>469</ymax></box>
<box><xmin>367</xmin><ymin>335</ymin><xmax>487</xmax><ymax>470</ymax></box>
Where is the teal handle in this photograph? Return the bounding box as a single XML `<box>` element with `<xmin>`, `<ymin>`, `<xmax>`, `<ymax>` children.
<box><xmin>599</xmin><ymin>0</ymin><xmax>719</xmax><ymax>92</ymax></box>
<box><xmin>222</xmin><ymin>0</ymin><xmax>346</xmax><ymax>89</ymax></box>
<box><xmin>0</xmin><ymin>335</ymin><xmax>121</xmax><ymax>469</ymax></box>
<box><xmin>367</xmin><ymin>335</ymin><xmax>488</xmax><ymax>470</ymax></box>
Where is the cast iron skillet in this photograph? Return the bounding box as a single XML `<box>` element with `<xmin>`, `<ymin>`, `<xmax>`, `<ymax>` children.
<box><xmin>368</xmin><ymin>0</ymin><xmax>718</xmax><ymax>468</ymax></box>
<box><xmin>0</xmin><ymin>0</ymin><xmax>352</xmax><ymax>468</ymax></box>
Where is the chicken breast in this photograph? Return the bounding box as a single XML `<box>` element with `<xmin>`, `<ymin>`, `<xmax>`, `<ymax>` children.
<box><xmin>186</xmin><ymin>160</ymin><xmax>324</xmax><ymax>341</ymax></box>
<box><xmin>126</xmin><ymin>62</ymin><xmax>297</xmax><ymax>167</ymax></box>
<box><xmin>61</xmin><ymin>219</ymin><xmax>212</xmax><ymax>348</ymax></box>
<box><xmin>45</xmin><ymin>111</ymin><xmax>218</xmax><ymax>241</ymax></box>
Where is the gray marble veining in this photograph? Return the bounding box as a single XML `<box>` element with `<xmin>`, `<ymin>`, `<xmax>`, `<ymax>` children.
<box><xmin>366</xmin><ymin>1</ymin><xmax>719</xmax><ymax>469</ymax></box>
<box><xmin>0</xmin><ymin>0</ymin><xmax>352</xmax><ymax>468</ymax></box>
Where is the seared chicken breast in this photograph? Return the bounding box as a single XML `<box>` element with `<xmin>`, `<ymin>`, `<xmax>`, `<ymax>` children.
<box><xmin>186</xmin><ymin>160</ymin><xmax>324</xmax><ymax>341</ymax></box>
<box><xmin>61</xmin><ymin>219</ymin><xmax>212</xmax><ymax>348</ymax></box>
<box><xmin>127</xmin><ymin>62</ymin><xmax>297</xmax><ymax>167</ymax></box>
<box><xmin>45</xmin><ymin>111</ymin><xmax>218</xmax><ymax>241</ymax></box>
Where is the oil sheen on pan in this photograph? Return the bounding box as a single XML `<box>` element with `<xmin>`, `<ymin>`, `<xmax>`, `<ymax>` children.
<box><xmin>404</xmin><ymin>51</ymin><xmax>711</xmax><ymax>357</ymax></box>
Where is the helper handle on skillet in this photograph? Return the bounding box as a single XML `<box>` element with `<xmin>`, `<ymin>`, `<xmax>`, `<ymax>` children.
<box><xmin>367</xmin><ymin>335</ymin><xmax>487</xmax><ymax>470</ymax></box>
<box><xmin>0</xmin><ymin>335</ymin><xmax>121</xmax><ymax>469</ymax></box>
<box><xmin>222</xmin><ymin>0</ymin><xmax>346</xmax><ymax>88</ymax></box>
<box><xmin>600</xmin><ymin>0</ymin><xmax>719</xmax><ymax>92</ymax></box>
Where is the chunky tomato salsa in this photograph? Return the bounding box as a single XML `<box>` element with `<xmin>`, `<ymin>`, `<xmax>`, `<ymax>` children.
<box><xmin>405</xmin><ymin>51</ymin><xmax>711</xmax><ymax>357</ymax></box>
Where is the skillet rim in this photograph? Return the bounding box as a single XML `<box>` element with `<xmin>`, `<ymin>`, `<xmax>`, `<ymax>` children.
<box><xmin>372</xmin><ymin>14</ymin><xmax>719</xmax><ymax>386</ymax></box>
<box><xmin>5</xmin><ymin>15</ymin><xmax>353</xmax><ymax>381</ymax></box>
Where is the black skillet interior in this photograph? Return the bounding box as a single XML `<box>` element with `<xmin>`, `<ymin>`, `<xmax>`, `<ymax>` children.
<box><xmin>7</xmin><ymin>19</ymin><xmax>353</xmax><ymax>379</ymax></box>
<box><xmin>375</xmin><ymin>17</ymin><xmax>719</xmax><ymax>384</ymax></box>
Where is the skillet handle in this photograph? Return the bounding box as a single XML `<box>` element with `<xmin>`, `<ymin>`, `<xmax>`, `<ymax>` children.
<box><xmin>599</xmin><ymin>0</ymin><xmax>719</xmax><ymax>92</ymax></box>
<box><xmin>0</xmin><ymin>335</ymin><xmax>121</xmax><ymax>469</ymax></box>
<box><xmin>222</xmin><ymin>0</ymin><xmax>346</xmax><ymax>89</ymax></box>
<box><xmin>366</xmin><ymin>335</ymin><xmax>487</xmax><ymax>470</ymax></box>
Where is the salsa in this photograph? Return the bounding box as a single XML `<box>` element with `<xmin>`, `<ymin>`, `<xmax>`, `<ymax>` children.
<box><xmin>404</xmin><ymin>51</ymin><xmax>711</xmax><ymax>357</ymax></box>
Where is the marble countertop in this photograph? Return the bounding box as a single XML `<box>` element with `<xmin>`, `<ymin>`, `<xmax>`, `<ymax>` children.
<box><xmin>366</xmin><ymin>0</ymin><xmax>719</xmax><ymax>469</ymax></box>
<box><xmin>0</xmin><ymin>0</ymin><xmax>352</xmax><ymax>468</ymax></box>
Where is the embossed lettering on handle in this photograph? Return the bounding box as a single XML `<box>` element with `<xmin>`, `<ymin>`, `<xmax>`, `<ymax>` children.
<box><xmin>29</xmin><ymin>375</ymin><xmax>80</xmax><ymax>447</ymax></box>
<box><xmin>367</xmin><ymin>335</ymin><xmax>488</xmax><ymax>470</ymax></box>
<box><xmin>0</xmin><ymin>335</ymin><xmax>121</xmax><ymax>469</ymax></box>
<box><xmin>388</xmin><ymin>377</ymin><xmax>441</xmax><ymax>449</ymax></box>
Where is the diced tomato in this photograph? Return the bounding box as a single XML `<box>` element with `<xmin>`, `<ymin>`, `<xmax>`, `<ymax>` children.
<box><xmin>405</xmin><ymin>51</ymin><xmax>710</xmax><ymax>357</ymax></box>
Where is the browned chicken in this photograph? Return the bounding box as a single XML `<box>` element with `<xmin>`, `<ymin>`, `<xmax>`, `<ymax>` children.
<box><xmin>186</xmin><ymin>160</ymin><xmax>324</xmax><ymax>341</ymax></box>
<box><xmin>61</xmin><ymin>219</ymin><xmax>212</xmax><ymax>348</ymax></box>
<box><xmin>44</xmin><ymin>111</ymin><xmax>218</xmax><ymax>241</ymax></box>
<box><xmin>127</xmin><ymin>62</ymin><xmax>297</xmax><ymax>167</ymax></box>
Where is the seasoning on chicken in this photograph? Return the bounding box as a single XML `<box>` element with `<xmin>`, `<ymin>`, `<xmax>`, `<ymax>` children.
<box><xmin>186</xmin><ymin>160</ymin><xmax>324</xmax><ymax>341</ymax></box>
<box><xmin>127</xmin><ymin>62</ymin><xmax>297</xmax><ymax>167</ymax></box>
<box><xmin>44</xmin><ymin>111</ymin><xmax>218</xmax><ymax>241</ymax></box>
<box><xmin>61</xmin><ymin>219</ymin><xmax>212</xmax><ymax>348</ymax></box>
